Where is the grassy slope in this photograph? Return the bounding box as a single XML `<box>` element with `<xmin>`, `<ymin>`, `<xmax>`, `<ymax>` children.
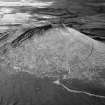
<box><xmin>0</xmin><ymin>27</ymin><xmax>105</xmax><ymax>105</ymax></box>
<box><xmin>0</xmin><ymin>0</ymin><xmax>105</xmax><ymax>104</ymax></box>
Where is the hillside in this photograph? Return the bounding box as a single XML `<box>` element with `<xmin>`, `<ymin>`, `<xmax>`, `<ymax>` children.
<box><xmin>0</xmin><ymin>0</ymin><xmax>104</xmax><ymax>105</ymax></box>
